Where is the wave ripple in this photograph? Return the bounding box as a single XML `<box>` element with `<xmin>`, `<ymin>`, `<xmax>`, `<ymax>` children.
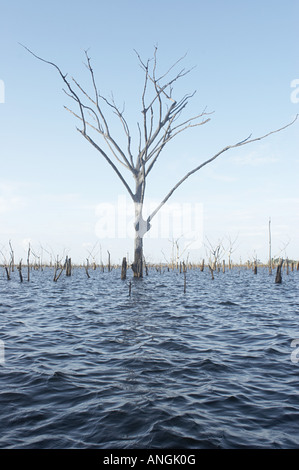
<box><xmin>1</xmin><ymin>267</ymin><xmax>299</xmax><ymax>448</ymax></box>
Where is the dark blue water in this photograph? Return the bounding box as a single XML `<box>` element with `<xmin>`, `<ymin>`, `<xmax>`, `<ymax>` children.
<box><xmin>0</xmin><ymin>266</ymin><xmax>299</xmax><ymax>449</ymax></box>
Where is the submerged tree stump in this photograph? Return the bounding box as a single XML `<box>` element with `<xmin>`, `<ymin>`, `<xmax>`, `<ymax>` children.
<box><xmin>107</xmin><ymin>251</ymin><xmax>111</xmax><ymax>272</ymax></box>
<box><xmin>85</xmin><ymin>262</ymin><xmax>90</xmax><ymax>279</ymax></box>
<box><xmin>27</xmin><ymin>245</ymin><xmax>31</xmax><ymax>282</ymax></box>
<box><xmin>275</xmin><ymin>260</ymin><xmax>283</xmax><ymax>284</ymax></box>
<box><xmin>65</xmin><ymin>256</ymin><xmax>72</xmax><ymax>276</ymax></box>
<box><xmin>121</xmin><ymin>257</ymin><xmax>127</xmax><ymax>280</ymax></box>
<box><xmin>53</xmin><ymin>263</ymin><xmax>64</xmax><ymax>282</ymax></box>
<box><xmin>4</xmin><ymin>266</ymin><xmax>10</xmax><ymax>280</ymax></box>
<box><xmin>17</xmin><ymin>261</ymin><xmax>23</xmax><ymax>283</ymax></box>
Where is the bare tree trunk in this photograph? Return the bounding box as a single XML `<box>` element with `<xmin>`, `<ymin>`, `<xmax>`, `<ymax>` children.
<box><xmin>107</xmin><ymin>251</ymin><xmax>111</xmax><ymax>272</ymax></box>
<box><xmin>121</xmin><ymin>257</ymin><xmax>127</xmax><ymax>280</ymax></box>
<box><xmin>85</xmin><ymin>258</ymin><xmax>90</xmax><ymax>278</ymax></box>
<box><xmin>65</xmin><ymin>256</ymin><xmax>72</xmax><ymax>276</ymax></box>
<box><xmin>4</xmin><ymin>266</ymin><xmax>10</xmax><ymax>280</ymax></box>
<box><xmin>275</xmin><ymin>259</ymin><xmax>283</xmax><ymax>284</ymax></box>
<box><xmin>9</xmin><ymin>240</ymin><xmax>14</xmax><ymax>272</ymax></box>
<box><xmin>53</xmin><ymin>258</ymin><xmax>64</xmax><ymax>282</ymax></box>
<box><xmin>17</xmin><ymin>261</ymin><xmax>23</xmax><ymax>283</ymax></box>
<box><xmin>268</xmin><ymin>217</ymin><xmax>272</xmax><ymax>275</ymax></box>
<box><xmin>132</xmin><ymin>234</ymin><xmax>143</xmax><ymax>278</ymax></box>
<box><xmin>131</xmin><ymin>186</ymin><xmax>147</xmax><ymax>278</ymax></box>
<box><xmin>27</xmin><ymin>244</ymin><xmax>31</xmax><ymax>282</ymax></box>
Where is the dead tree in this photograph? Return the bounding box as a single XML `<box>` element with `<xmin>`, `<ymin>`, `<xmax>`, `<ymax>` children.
<box><xmin>22</xmin><ymin>44</ymin><xmax>298</xmax><ymax>277</ymax></box>
<box><xmin>86</xmin><ymin>240</ymin><xmax>100</xmax><ymax>270</ymax></box>
<box><xmin>205</xmin><ymin>237</ymin><xmax>225</xmax><ymax>271</ymax></box>
<box><xmin>169</xmin><ymin>236</ymin><xmax>194</xmax><ymax>270</ymax></box>
<box><xmin>208</xmin><ymin>264</ymin><xmax>215</xmax><ymax>280</ymax></box>
<box><xmin>226</xmin><ymin>234</ymin><xmax>239</xmax><ymax>269</ymax></box>
<box><xmin>30</xmin><ymin>246</ymin><xmax>41</xmax><ymax>270</ymax></box>
<box><xmin>85</xmin><ymin>258</ymin><xmax>90</xmax><ymax>278</ymax></box>
<box><xmin>53</xmin><ymin>255</ymin><xmax>64</xmax><ymax>281</ymax></box>
<box><xmin>27</xmin><ymin>244</ymin><xmax>31</xmax><ymax>282</ymax></box>
<box><xmin>275</xmin><ymin>259</ymin><xmax>283</xmax><ymax>284</ymax></box>
<box><xmin>121</xmin><ymin>257</ymin><xmax>127</xmax><ymax>280</ymax></box>
<box><xmin>107</xmin><ymin>251</ymin><xmax>111</xmax><ymax>272</ymax></box>
<box><xmin>65</xmin><ymin>256</ymin><xmax>72</xmax><ymax>276</ymax></box>
<box><xmin>268</xmin><ymin>217</ymin><xmax>272</xmax><ymax>274</ymax></box>
<box><xmin>0</xmin><ymin>246</ymin><xmax>11</xmax><ymax>280</ymax></box>
<box><xmin>17</xmin><ymin>260</ymin><xmax>23</xmax><ymax>282</ymax></box>
<box><xmin>9</xmin><ymin>240</ymin><xmax>14</xmax><ymax>272</ymax></box>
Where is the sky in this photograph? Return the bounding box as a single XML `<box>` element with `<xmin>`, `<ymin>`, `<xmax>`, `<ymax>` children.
<box><xmin>0</xmin><ymin>0</ymin><xmax>298</xmax><ymax>265</ymax></box>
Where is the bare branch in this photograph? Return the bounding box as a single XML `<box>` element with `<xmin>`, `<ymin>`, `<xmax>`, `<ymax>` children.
<box><xmin>21</xmin><ymin>44</ymin><xmax>136</xmax><ymax>177</ymax></box>
<box><xmin>20</xmin><ymin>43</ymin><xmax>87</xmax><ymax>135</ymax></box>
<box><xmin>144</xmin><ymin>110</ymin><xmax>212</xmax><ymax>177</ymax></box>
<box><xmin>98</xmin><ymin>93</ymin><xmax>135</xmax><ymax>169</ymax></box>
<box><xmin>147</xmin><ymin>115</ymin><xmax>298</xmax><ymax>224</ymax></box>
<box><xmin>83</xmin><ymin>50</ymin><xmax>110</xmax><ymax>135</ymax></box>
<box><xmin>63</xmin><ymin>105</ymin><xmax>133</xmax><ymax>173</ymax></box>
<box><xmin>80</xmin><ymin>131</ymin><xmax>135</xmax><ymax>200</ymax></box>
<box><xmin>71</xmin><ymin>67</ymin><xmax>134</xmax><ymax>172</ymax></box>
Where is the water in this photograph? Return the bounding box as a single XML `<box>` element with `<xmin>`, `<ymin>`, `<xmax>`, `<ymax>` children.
<box><xmin>0</xmin><ymin>266</ymin><xmax>299</xmax><ymax>449</ymax></box>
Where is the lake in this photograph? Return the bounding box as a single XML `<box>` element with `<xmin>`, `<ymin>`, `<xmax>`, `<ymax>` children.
<box><xmin>0</xmin><ymin>265</ymin><xmax>299</xmax><ymax>448</ymax></box>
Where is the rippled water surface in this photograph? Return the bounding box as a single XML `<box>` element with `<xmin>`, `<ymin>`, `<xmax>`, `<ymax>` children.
<box><xmin>1</xmin><ymin>266</ymin><xmax>299</xmax><ymax>449</ymax></box>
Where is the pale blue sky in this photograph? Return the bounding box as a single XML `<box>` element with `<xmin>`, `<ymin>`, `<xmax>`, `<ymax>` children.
<box><xmin>0</xmin><ymin>0</ymin><xmax>298</xmax><ymax>264</ymax></box>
